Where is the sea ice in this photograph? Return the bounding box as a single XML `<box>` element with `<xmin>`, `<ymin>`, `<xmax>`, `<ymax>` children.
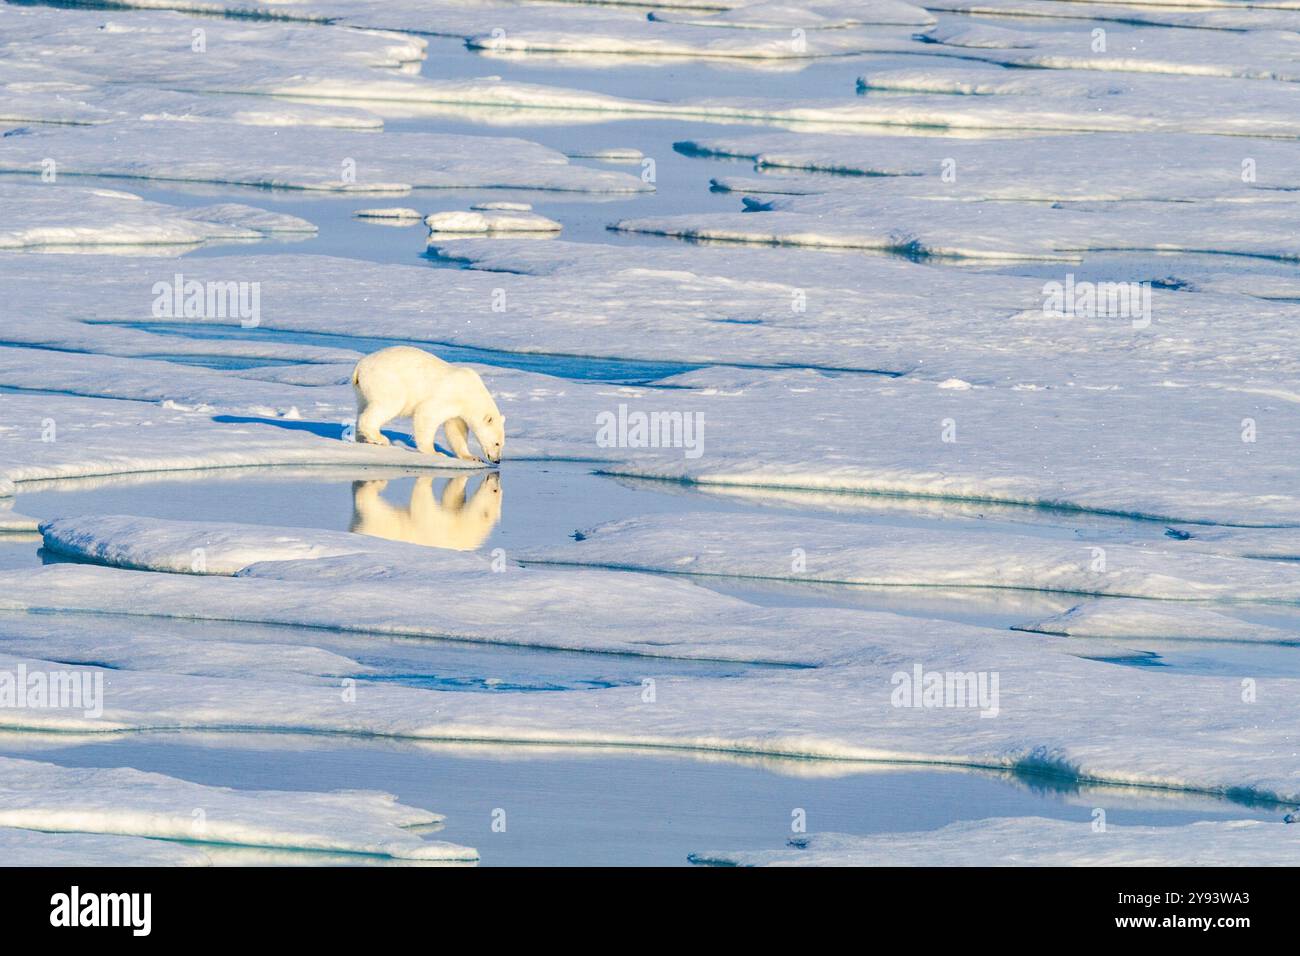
<box><xmin>526</xmin><ymin>512</ymin><xmax>1300</xmax><ymax>602</ymax></box>
<box><xmin>649</xmin><ymin>0</ymin><xmax>935</xmax><ymax>28</ymax></box>
<box><xmin>0</xmin><ymin>756</ymin><xmax>477</xmax><ymax>861</ymax></box>
<box><xmin>690</xmin><ymin>818</ymin><xmax>1300</xmax><ymax>866</ymax></box>
<box><xmin>0</xmin><ymin>183</ymin><xmax>314</xmax><ymax>252</ymax></box>
<box><xmin>425</xmin><ymin>210</ymin><xmax>563</xmax><ymax>234</ymax></box>
<box><xmin>613</xmin><ymin>195</ymin><xmax>1300</xmax><ymax>261</ymax></box>
<box><xmin>679</xmin><ymin>130</ymin><xmax>1300</xmax><ymax>201</ymax></box>
<box><xmin>1016</xmin><ymin>601</ymin><xmax>1300</xmax><ymax>644</ymax></box>
<box><xmin>0</xmin><ymin>826</ymin><xmax>211</xmax><ymax>866</ymax></box>
<box><xmin>1</xmin><ymin>626</ymin><xmax>1297</xmax><ymax>802</ymax></box>
<box><xmin>924</xmin><ymin>0</ymin><xmax>1300</xmax><ymax>32</ymax></box>
<box><xmin>0</xmin><ymin>123</ymin><xmax>648</xmax><ymax>193</ymax></box>
<box><xmin>918</xmin><ymin>20</ymin><xmax>1300</xmax><ymax>81</ymax></box>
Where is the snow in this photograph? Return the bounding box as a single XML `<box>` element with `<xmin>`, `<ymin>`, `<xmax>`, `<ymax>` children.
<box><xmin>0</xmin><ymin>391</ymin><xmax>486</xmax><ymax>493</ymax></box>
<box><xmin>918</xmin><ymin>20</ymin><xmax>1300</xmax><ymax>82</ymax></box>
<box><xmin>649</xmin><ymin>0</ymin><xmax>936</xmax><ymax>28</ymax></box>
<box><xmin>1017</xmin><ymin>601</ymin><xmax>1300</xmax><ymax>644</ymax></box>
<box><xmin>0</xmin><ymin>5</ymin><xmax>424</xmax><ymax>94</ymax></box>
<box><xmin>614</xmin><ymin>195</ymin><xmax>1300</xmax><ymax>262</ymax></box>
<box><xmin>1</xmin><ymin>613</ymin><xmax>1298</xmax><ymax>802</ymax></box>
<box><xmin>12</xmin><ymin>245</ymin><xmax>1300</xmax><ymax>397</ymax></box>
<box><xmin>3</xmin><ymin>0</ymin><xmax>1299</xmax><ymax>865</ymax></box>
<box><xmin>17</xmin><ymin>515</ymin><xmax>924</xmax><ymax>665</ymax></box>
<box><xmin>0</xmin><ymin>756</ymin><xmax>477</xmax><ymax>861</ymax></box>
<box><xmin>0</xmin><ymin>123</ymin><xmax>649</xmax><ymax>194</ymax></box>
<box><xmin>924</xmin><ymin>0</ymin><xmax>1300</xmax><ymax>32</ymax></box>
<box><xmin>679</xmin><ymin>130</ymin><xmax>1300</xmax><ymax>202</ymax></box>
<box><xmin>3</xmin><ymin>247</ymin><xmax>1299</xmax><ymax>526</ymax></box>
<box><xmin>40</xmin><ymin>514</ymin><xmax>378</xmax><ymax>576</ymax></box>
<box><xmin>0</xmin><ymin>183</ymin><xmax>314</xmax><ymax>252</ymax></box>
<box><xmin>354</xmin><ymin>207</ymin><xmax>425</xmax><ymax>221</ymax></box>
<box><xmin>464</xmin><ymin>17</ymin><xmax>920</xmax><ymax>61</ymax></box>
<box><xmin>525</xmin><ymin>512</ymin><xmax>1300</xmax><ymax>601</ymax></box>
<box><xmin>0</xmin><ymin>609</ymin><xmax>367</xmax><ymax>680</ymax></box>
<box><xmin>425</xmin><ymin>210</ymin><xmax>563</xmax><ymax>234</ymax></box>
<box><xmin>690</xmin><ymin>818</ymin><xmax>1300</xmax><ymax>866</ymax></box>
<box><xmin>0</xmin><ymin>826</ymin><xmax>212</xmax><ymax>867</ymax></box>
<box><xmin>0</xmin><ymin>506</ymin><xmax>1294</xmax><ymax>805</ymax></box>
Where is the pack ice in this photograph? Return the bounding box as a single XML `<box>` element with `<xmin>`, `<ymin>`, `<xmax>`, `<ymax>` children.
<box><xmin>0</xmin><ymin>757</ymin><xmax>476</xmax><ymax>862</ymax></box>
<box><xmin>690</xmin><ymin>818</ymin><xmax>1300</xmax><ymax>866</ymax></box>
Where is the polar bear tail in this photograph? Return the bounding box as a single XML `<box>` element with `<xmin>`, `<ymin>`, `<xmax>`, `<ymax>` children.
<box><xmin>350</xmin><ymin>363</ymin><xmax>361</xmax><ymax>388</ymax></box>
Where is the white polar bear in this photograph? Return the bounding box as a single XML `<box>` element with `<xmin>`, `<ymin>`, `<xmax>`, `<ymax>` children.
<box><xmin>351</xmin><ymin>346</ymin><xmax>505</xmax><ymax>463</ymax></box>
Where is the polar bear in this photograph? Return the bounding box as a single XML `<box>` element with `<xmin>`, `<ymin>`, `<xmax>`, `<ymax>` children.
<box><xmin>351</xmin><ymin>473</ymin><xmax>501</xmax><ymax>551</ymax></box>
<box><xmin>351</xmin><ymin>346</ymin><xmax>505</xmax><ymax>463</ymax></box>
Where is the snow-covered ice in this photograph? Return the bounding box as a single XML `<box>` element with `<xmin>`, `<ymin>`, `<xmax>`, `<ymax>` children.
<box><xmin>679</xmin><ymin>130</ymin><xmax>1300</xmax><ymax>201</ymax></box>
<box><xmin>3</xmin><ymin>0</ymin><xmax>1299</xmax><ymax>866</ymax></box>
<box><xmin>425</xmin><ymin>209</ymin><xmax>563</xmax><ymax>234</ymax></box>
<box><xmin>614</xmin><ymin>196</ymin><xmax>1300</xmax><ymax>262</ymax></box>
<box><xmin>0</xmin><ymin>826</ymin><xmax>212</xmax><ymax>867</ymax></box>
<box><xmin>691</xmin><ymin>818</ymin><xmax>1300</xmax><ymax>866</ymax></box>
<box><xmin>0</xmin><ymin>123</ymin><xmax>649</xmax><ymax>193</ymax></box>
<box><xmin>0</xmin><ymin>757</ymin><xmax>476</xmax><ymax>861</ymax></box>
<box><xmin>1017</xmin><ymin>601</ymin><xmax>1300</xmax><ymax>644</ymax></box>
<box><xmin>0</xmin><ymin>183</ymin><xmax>314</xmax><ymax>251</ymax></box>
<box><xmin>526</xmin><ymin>512</ymin><xmax>1300</xmax><ymax>602</ymax></box>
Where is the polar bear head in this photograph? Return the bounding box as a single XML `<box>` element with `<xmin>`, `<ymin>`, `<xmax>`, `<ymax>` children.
<box><xmin>475</xmin><ymin>410</ymin><xmax>505</xmax><ymax>464</ymax></box>
<box><xmin>459</xmin><ymin>369</ymin><xmax>506</xmax><ymax>463</ymax></box>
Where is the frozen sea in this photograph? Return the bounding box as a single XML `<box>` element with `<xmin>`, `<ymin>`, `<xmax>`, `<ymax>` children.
<box><xmin>0</xmin><ymin>0</ymin><xmax>1297</xmax><ymax>865</ymax></box>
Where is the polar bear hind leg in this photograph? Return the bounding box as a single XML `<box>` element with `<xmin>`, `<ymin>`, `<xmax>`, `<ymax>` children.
<box><xmin>355</xmin><ymin>398</ymin><xmax>394</xmax><ymax>446</ymax></box>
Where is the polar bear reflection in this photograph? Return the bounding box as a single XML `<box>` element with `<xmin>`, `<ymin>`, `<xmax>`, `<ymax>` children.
<box><xmin>350</xmin><ymin>473</ymin><xmax>502</xmax><ymax>551</ymax></box>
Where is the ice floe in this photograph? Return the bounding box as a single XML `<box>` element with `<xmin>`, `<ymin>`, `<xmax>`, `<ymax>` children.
<box><xmin>679</xmin><ymin>130</ymin><xmax>1300</xmax><ymax>202</ymax></box>
<box><xmin>1</xmin><ymin>625</ymin><xmax>1298</xmax><ymax>802</ymax></box>
<box><xmin>691</xmin><ymin>818</ymin><xmax>1300</xmax><ymax>866</ymax></box>
<box><xmin>918</xmin><ymin>20</ymin><xmax>1300</xmax><ymax>82</ymax></box>
<box><xmin>0</xmin><ymin>183</ymin><xmax>314</xmax><ymax>252</ymax></box>
<box><xmin>4</xmin><ymin>249</ymin><xmax>1300</xmax><ymax>525</ymax></box>
<box><xmin>925</xmin><ymin>0</ymin><xmax>1300</xmax><ymax>32</ymax></box>
<box><xmin>354</xmin><ymin>207</ymin><xmax>425</xmax><ymax>221</ymax></box>
<box><xmin>41</xmin><ymin>514</ymin><xmax>378</xmax><ymax>576</ymax></box>
<box><xmin>1017</xmin><ymin>601</ymin><xmax>1300</xmax><ymax>644</ymax></box>
<box><xmin>581</xmin><ymin>367</ymin><xmax>1300</xmax><ymax>527</ymax></box>
<box><xmin>0</xmin><ymin>5</ymin><xmax>424</xmax><ymax>95</ymax></box>
<box><xmin>0</xmin><ymin>610</ymin><xmax>367</xmax><ymax>680</ymax></box>
<box><xmin>14</xmin><ymin>516</ymin><xmax>949</xmax><ymax>665</ymax></box>
<box><xmin>614</xmin><ymin>194</ymin><xmax>1300</xmax><ymax>261</ymax></box>
<box><xmin>0</xmin><ymin>826</ymin><xmax>211</xmax><ymax>866</ymax></box>
<box><xmin>0</xmin><ymin>122</ymin><xmax>648</xmax><ymax>193</ymax></box>
<box><xmin>650</xmin><ymin>0</ymin><xmax>935</xmax><ymax>29</ymax></box>
<box><xmin>13</xmin><ymin>245</ymin><xmax>1300</xmax><ymax>396</ymax></box>
<box><xmin>0</xmin><ymin>391</ymin><xmax>483</xmax><ymax>493</ymax></box>
<box><xmin>527</xmin><ymin>512</ymin><xmax>1300</xmax><ymax>602</ymax></box>
<box><xmin>425</xmin><ymin>209</ymin><xmax>563</xmax><ymax>234</ymax></box>
<box><xmin>465</xmin><ymin>15</ymin><xmax>919</xmax><ymax>61</ymax></box>
<box><xmin>0</xmin><ymin>756</ymin><xmax>476</xmax><ymax>861</ymax></box>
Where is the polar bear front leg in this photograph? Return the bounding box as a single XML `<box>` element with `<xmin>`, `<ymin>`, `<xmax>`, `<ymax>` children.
<box><xmin>441</xmin><ymin>475</ymin><xmax>470</xmax><ymax>510</ymax></box>
<box><xmin>444</xmin><ymin>417</ymin><xmax>480</xmax><ymax>462</ymax></box>
<box><xmin>412</xmin><ymin>402</ymin><xmax>454</xmax><ymax>457</ymax></box>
